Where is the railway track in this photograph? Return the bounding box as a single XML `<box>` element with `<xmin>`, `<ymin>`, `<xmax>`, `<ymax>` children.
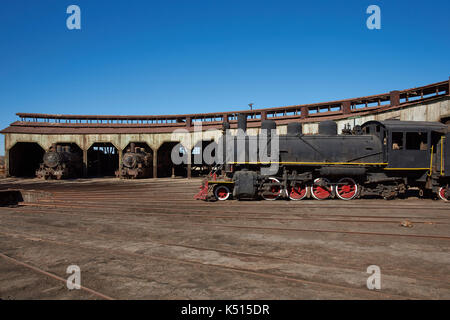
<box><xmin>1</xmin><ymin>178</ymin><xmax>449</xmax><ymax>299</ymax></box>
<box><xmin>30</xmin><ymin>196</ymin><xmax>450</xmax><ymax>211</ymax></box>
<box><xmin>4</xmin><ymin>205</ymin><xmax>450</xmax><ymax>241</ymax></box>
<box><xmin>0</xmin><ymin>251</ymin><xmax>115</xmax><ymax>300</ymax></box>
<box><xmin>0</xmin><ymin>229</ymin><xmax>428</xmax><ymax>300</ymax></box>
<box><xmin>12</xmin><ymin>206</ymin><xmax>450</xmax><ymax>225</ymax></box>
<box><xmin>0</xmin><ymin>222</ymin><xmax>447</xmax><ymax>286</ymax></box>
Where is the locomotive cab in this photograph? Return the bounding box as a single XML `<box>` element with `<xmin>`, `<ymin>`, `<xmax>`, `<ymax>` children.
<box><xmin>362</xmin><ymin>120</ymin><xmax>447</xmax><ymax>170</ymax></box>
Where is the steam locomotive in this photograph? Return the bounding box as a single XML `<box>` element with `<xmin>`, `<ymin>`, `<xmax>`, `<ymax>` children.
<box><xmin>195</xmin><ymin>114</ymin><xmax>450</xmax><ymax>201</ymax></box>
<box><xmin>115</xmin><ymin>143</ymin><xmax>153</xmax><ymax>179</ymax></box>
<box><xmin>36</xmin><ymin>144</ymin><xmax>82</xmax><ymax>180</ymax></box>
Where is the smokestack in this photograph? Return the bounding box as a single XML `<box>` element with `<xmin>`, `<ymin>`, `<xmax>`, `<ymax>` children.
<box><xmin>222</xmin><ymin>121</ymin><xmax>230</xmax><ymax>135</ymax></box>
<box><xmin>130</xmin><ymin>143</ymin><xmax>136</xmax><ymax>153</ymax></box>
<box><xmin>237</xmin><ymin>114</ymin><xmax>247</xmax><ymax>133</ymax></box>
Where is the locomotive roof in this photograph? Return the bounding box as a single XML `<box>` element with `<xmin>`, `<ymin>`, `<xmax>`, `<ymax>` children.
<box><xmin>362</xmin><ymin>120</ymin><xmax>448</xmax><ymax>132</ymax></box>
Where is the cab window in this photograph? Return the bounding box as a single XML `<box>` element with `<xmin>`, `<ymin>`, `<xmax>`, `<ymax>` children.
<box><xmin>392</xmin><ymin>132</ymin><xmax>403</xmax><ymax>150</ymax></box>
<box><xmin>406</xmin><ymin>132</ymin><xmax>428</xmax><ymax>150</ymax></box>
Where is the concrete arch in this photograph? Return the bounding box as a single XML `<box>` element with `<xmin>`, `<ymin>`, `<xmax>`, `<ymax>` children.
<box><xmin>123</xmin><ymin>141</ymin><xmax>153</xmax><ymax>154</ymax></box>
<box><xmin>8</xmin><ymin>142</ymin><xmax>45</xmax><ymax>177</ymax></box>
<box><xmin>8</xmin><ymin>140</ymin><xmax>47</xmax><ymax>151</ymax></box>
<box><xmin>156</xmin><ymin>141</ymin><xmax>190</xmax><ymax>178</ymax></box>
<box><xmin>87</xmin><ymin>142</ymin><xmax>119</xmax><ymax>177</ymax></box>
<box><xmin>85</xmin><ymin>140</ymin><xmax>121</xmax><ymax>153</ymax></box>
<box><xmin>191</xmin><ymin>140</ymin><xmax>217</xmax><ymax>177</ymax></box>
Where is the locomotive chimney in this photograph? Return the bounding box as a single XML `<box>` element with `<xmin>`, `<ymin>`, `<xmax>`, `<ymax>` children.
<box><xmin>319</xmin><ymin>120</ymin><xmax>337</xmax><ymax>135</ymax></box>
<box><xmin>56</xmin><ymin>145</ymin><xmax>62</xmax><ymax>153</ymax></box>
<box><xmin>222</xmin><ymin>121</ymin><xmax>230</xmax><ymax>135</ymax></box>
<box><xmin>130</xmin><ymin>143</ymin><xmax>136</xmax><ymax>153</ymax></box>
<box><xmin>237</xmin><ymin>114</ymin><xmax>247</xmax><ymax>133</ymax></box>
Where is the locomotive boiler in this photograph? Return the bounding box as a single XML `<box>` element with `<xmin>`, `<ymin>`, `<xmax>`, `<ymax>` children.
<box><xmin>195</xmin><ymin>114</ymin><xmax>450</xmax><ymax>201</ymax></box>
<box><xmin>115</xmin><ymin>143</ymin><xmax>152</xmax><ymax>179</ymax></box>
<box><xmin>36</xmin><ymin>144</ymin><xmax>82</xmax><ymax>180</ymax></box>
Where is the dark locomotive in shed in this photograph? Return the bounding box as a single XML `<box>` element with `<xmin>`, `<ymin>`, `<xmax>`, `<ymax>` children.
<box><xmin>36</xmin><ymin>143</ymin><xmax>82</xmax><ymax>180</ymax></box>
<box><xmin>115</xmin><ymin>143</ymin><xmax>153</xmax><ymax>179</ymax></box>
<box><xmin>195</xmin><ymin>114</ymin><xmax>450</xmax><ymax>201</ymax></box>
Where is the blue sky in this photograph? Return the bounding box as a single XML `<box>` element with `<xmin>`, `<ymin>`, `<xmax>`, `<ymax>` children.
<box><xmin>1</xmin><ymin>0</ymin><xmax>449</xmax><ymax>154</ymax></box>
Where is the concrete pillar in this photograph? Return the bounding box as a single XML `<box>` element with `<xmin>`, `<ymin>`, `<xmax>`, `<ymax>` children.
<box><xmin>187</xmin><ymin>163</ymin><xmax>192</xmax><ymax>179</ymax></box>
<box><xmin>153</xmin><ymin>148</ymin><xmax>158</xmax><ymax>178</ymax></box>
<box><xmin>82</xmin><ymin>149</ymin><xmax>88</xmax><ymax>177</ymax></box>
<box><xmin>118</xmin><ymin>148</ymin><xmax>123</xmax><ymax>175</ymax></box>
<box><xmin>4</xmin><ymin>149</ymin><xmax>10</xmax><ymax>177</ymax></box>
<box><xmin>390</xmin><ymin>90</ymin><xmax>400</xmax><ymax>107</ymax></box>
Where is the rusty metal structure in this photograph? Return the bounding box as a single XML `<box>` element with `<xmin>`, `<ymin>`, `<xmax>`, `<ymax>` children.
<box><xmin>1</xmin><ymin>78</ymin><xmax>449</xmax><ymax>179</ymax></box>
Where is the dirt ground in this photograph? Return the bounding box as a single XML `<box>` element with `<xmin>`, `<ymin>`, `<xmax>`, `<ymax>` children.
<box><xmin>0</xmin><ymin>177</ymin><xmax>449</xmax><ymax>300</ymax></box>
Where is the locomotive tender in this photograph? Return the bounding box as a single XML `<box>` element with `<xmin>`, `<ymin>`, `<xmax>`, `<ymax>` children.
<box><xmin>195</xmin><ymin>114</ymin><xmax>450</xmax><ymax>201</ymax></box>
<box><xmin>36</xmin><ymin>144</ymin><xmax>81</xmax><ymax>180</ymax></box>
<box><xmin>115</xmin><ymin>143</ymin><xmax>153</xmax><ymax>179</ymax></box>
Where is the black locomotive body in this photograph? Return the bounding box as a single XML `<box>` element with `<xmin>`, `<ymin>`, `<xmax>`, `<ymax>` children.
<box><xmin>116</xmin><ymin>144</ymin><xmax>152</xmax><ymax>179</ymax></box>
<box><xmin>36</xmin><ymin>144</ymin><xmax>82</xmax><ymax>180</ymax></box>
<box><xmin>195</xmin><ymin>114</ymin><xmax>450</xmax><ymax>201</ymax></box>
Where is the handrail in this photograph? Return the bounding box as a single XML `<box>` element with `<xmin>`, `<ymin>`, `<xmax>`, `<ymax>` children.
<box><xmin>428</xmin><ymin>145</ymin><xmax>434</xmax><ymax>177</ymax></box>
<box><xmin>441</xmin><ymin>136</ymin><xmax>445</xmax><ymax>176</ymax></box>
<box><xmin>14</xmin><ymin>78</ymin><xmax>449</xmax><ymax>127</ymax></box>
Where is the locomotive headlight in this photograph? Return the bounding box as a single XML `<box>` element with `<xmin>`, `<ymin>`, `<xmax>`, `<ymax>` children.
<box><xmin>43</xmin><ymin>151</ymin><xmax>61</xmax><ymax>168</ymax></box>
<box><xmin>123</xmin><ymin>153</ymin><xmax>137</xmax><ymax>168</ymax></box>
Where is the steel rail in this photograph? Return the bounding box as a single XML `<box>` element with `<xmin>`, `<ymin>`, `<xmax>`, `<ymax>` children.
<box><xmin>0</xmin><ymin>251</ymin><xmax>115</xmax><ymax>300</ymax></box>
<box><xmin>0</xmin><ymin>229</ymin><xmax>420</xmax><ymax>300</ymax></box>
<box><xmin>0</xmin><ymin>226</ymin><xmax>446</xmax><ymax>289</ymax></box>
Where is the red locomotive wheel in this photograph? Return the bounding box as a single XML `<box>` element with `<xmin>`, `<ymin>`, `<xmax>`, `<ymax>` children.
<box><xmin>438</xmin><ymin>187</ymin><xmax>449</xmax><ymax>201</ymax></box>
<box><xmin>262</xmin><ymin>177</ymin><xmax>283</xmax><ymax>200</ymax></box>
<box><xmin>311</xmin><ymin>178</ymin><xmax>333</xmax><ymax>200</ymax></box>
<box><xmin>336</xmin><ymin>178</ymin><xmax>358</xmax><ymax>200</ymax></box>
<box><xmin>214</xmin><ymin>185</ymin><xmax>231</xmax><ymax>201</ymax></box>
<box><xmin>289</xmin><ymin>183</ymin><xmax>309</xmax><ymax>201</ymax></box>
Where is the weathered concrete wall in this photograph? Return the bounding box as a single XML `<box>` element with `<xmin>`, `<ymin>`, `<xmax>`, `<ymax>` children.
<box><xmin>4</xmin><ymin>96</ymin><xmax>449</xmax><ymax>177</ymax></box>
